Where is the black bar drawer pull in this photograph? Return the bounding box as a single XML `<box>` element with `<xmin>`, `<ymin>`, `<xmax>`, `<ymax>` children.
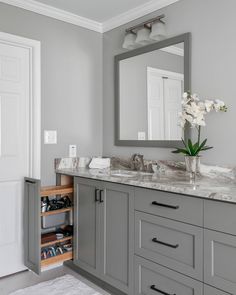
<box><xmin>152</xmin><ymin>237</ymin><xmax>179</xmax><ymax>249</ymax></box>
<box><xmin>95</xmin><ymin>189</ymin><xmax>99</xmax><ymax>202</ymax></box>
<box><xmin>99</xmin><ymin>190</ymin><xmax>104</xmax><ymax>203</ymax></box>
<box><xmin>25</xmin><ymin>180</ymin><xmax>36</xmax><ymax>184</ymax></box>
<box><xmin>151</xmin><ymin>201</ymin><xmax>179</xmax><ymax>210</ymax></box>
<box><xmin>150</xmin><ymin>285</ymin><xmax>176</xmax><ymax>295</ymax></box>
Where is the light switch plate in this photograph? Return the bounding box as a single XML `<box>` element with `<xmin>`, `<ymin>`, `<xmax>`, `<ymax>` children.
<box><xmin>44</xmin><ymin>130</ymin><xmax>57</xmax><ymax>144</ymax></box>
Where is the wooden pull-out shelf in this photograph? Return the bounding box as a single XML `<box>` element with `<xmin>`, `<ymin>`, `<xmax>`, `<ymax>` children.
<box><xmin>40</xmin><ymin>184</ymin><xmax>73</xmax><ymax>197</ymax></box>
<box><xmin>41</xmin><ymin>207</ymin><xmax>72</xmax><ymax>217</ymax></box>
<box><xmin>41</xmin><ymin>236</ymin><xmax>72</xmax><ymax>248</ymax></box>
<box><xmin>41</xmin><ymin>251</ymin><xmax>72</xmax><ymax>268</ymax></box>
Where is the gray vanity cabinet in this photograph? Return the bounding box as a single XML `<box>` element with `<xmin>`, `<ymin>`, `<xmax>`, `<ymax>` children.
<box><xmin>71</xmin><ymin>176</ymin><xmax>236</xmax><ymax>295</ymax></box>
<box><xmin>74</xmin><ymin>177</ymin><xmax>134</xmax><ymax>294</ymax></box>
<box><xmin>73</xmin><ymin>177</ymin><xmax>102</xmax><ymax>276</ymax></box>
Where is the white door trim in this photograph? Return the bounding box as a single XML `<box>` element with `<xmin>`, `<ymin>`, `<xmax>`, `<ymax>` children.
<box><xmin>0</xmin><ymin>31</ymin><xmax>41</xmax><ymax>179</ymax></box>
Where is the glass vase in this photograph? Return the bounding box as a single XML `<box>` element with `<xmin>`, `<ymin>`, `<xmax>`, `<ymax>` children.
<box><xmin>185</xmin><ymin>156</ymin><xmax>200</xmax><ymax>185</ymax></box>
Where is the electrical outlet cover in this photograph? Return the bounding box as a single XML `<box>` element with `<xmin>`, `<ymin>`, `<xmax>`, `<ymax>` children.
<box><xmin>138</xmin><ymin>131</ymin><xmax>146</xmax><ymax>140</ymax></box>
<box><xmin>69</xmin><ymin>145</ymin><xmax>77</xmax><ymax>158</ymax></box>
<box><xmin>44</xmin><ymin>130</ymin><xmax>57</xmax><ymax>144</ymax></box>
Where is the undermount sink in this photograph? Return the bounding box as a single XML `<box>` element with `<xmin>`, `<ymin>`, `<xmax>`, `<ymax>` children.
<box><xmin>110</xmin><ymin>170</ymin><xmax>153</xmax><ymax>177</ymax></box>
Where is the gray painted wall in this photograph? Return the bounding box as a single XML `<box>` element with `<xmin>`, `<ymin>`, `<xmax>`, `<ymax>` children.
<box><xmin>0</xmin><ymin>3</ymin><xmax>103</xmax><ymax>185</ymax></box>
<box><xmin>119</xmin><ymin>48</ymin><xmax>183</xmax><ymax>139</ymax></box>
<box><xmin>103</xmin><ymin>0</ymin><xmax>236</xmax><ymax>165</ymax></box>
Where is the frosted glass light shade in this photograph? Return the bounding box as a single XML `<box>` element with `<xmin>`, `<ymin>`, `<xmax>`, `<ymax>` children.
<box><xmin>122</xmin><ymin>33</ymin><xmax>137</xmax><ymax>50</ymax></box>
<box><xmin>150</xmin><ymin>21</ymin><xmax>166</xmax><ymax>41</ymax></box>
<box><xmin>135</xmin><ymin>27</ymin><xmax>152</xmax><ymax>45</ymax></box>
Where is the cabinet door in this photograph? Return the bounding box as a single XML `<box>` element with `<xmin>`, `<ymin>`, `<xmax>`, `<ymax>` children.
<box><xmin>74</xmin><ymin>177</ymin><xmax>101</xmax><ymax>275</ymax></box>
<box><xmin>204</xmin><ymin>229</ymin><xmax>236</xmax><ymax>294</ymax></box>
<box><xmin>100</xmin><ymin>182</ymin><xmax>134</xmax><ymax>294</ymax></box>
<box><xmin>24</xmin><ymin>178</ymin><xmax>41</xmax><ymax>275</ymax></box>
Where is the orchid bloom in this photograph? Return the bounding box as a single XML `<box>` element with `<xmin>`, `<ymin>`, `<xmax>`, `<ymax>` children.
<box><xmin>180</xmin><ymin>92</ymin><xmax>227</xmax><ymax>129</ymax></box>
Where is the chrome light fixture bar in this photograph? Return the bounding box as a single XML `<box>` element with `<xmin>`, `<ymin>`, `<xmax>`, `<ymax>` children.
<box><xmin>125</xmin><ymin>14</ymin><xmax>165</xmax><ymax>34</ymax></box>
<box><xmin>122</xmin><ymin>14</ymin><xmax>166</xmax><ymax>49</ymax></box>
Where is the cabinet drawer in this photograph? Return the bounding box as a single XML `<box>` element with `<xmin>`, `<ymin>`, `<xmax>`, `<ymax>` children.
<box><xmin>204</xmin><ymin>229</ymin><xmax>236</xmax><ymax>294</ymax></box>
<box><xmin>135</xmin><ymin>188</ymin><xmax>203</xmax><ymax>226</ymax></box>
<box><xmin>134</xmin><ymin>256</ymin><xmax>203</xmax><ymax>295</ymax></box>
<box><xmin>135</xmin><ymin>212</ymin><xmax>203</xmax><ymax>280</ymax></box>
<box><xmin>204</xmin><ymin>200</ymin><xmax>236</xmax><ymax>235</ymax></box>
<box><xmin>204</xmin><ymin>285</ymin><xmax>230</xmax><ymax>295</ymax></box>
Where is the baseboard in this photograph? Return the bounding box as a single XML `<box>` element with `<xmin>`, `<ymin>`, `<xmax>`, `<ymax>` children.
<box><xmin>64</xmin><ymin>261</ymin><xmax>126</xmax><ymax>295</ymax></box>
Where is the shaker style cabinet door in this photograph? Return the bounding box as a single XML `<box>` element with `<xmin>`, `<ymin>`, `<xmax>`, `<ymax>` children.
<box><xmin>204</xmin><ymin>229</ymin><xmax>236</xmax><ymax>294</ymax></box>
<box><xmin>73</xmin><ymin>177</ymin><xmax>102</xmax><ymax>276</ymax></box>
<box><xmin>100</xmin><ymin>182</ymin><xmax>134</xmax><ymax>294</ymax></box>
<box><xmin>24</xmin><ymin>178</ymin><xmax>41</xmax><ymax>275</ymax></box>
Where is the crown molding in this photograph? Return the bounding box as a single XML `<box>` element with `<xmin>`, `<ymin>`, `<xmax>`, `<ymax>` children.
<box><xmin>160</xmin><ymin>45</ymin><xmax>184</xmax><ymax>56</ymax></box>
<box><xmin>0</xmin><ymin>0</ymin><xmax>103</xmax><ymax>33</ymax></box>
<box><xmin>102</xmin><ymin>0</ymin><xmax>180</xmax><ymax>32</ymax></box>
<box><xmin>0</xmin><ymin>0</ymin><xmax>180</xmax><ymax>33</ymax></box>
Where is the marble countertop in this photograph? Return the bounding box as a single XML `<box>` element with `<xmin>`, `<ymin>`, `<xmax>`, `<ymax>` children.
<box><xmin>56</xmin><ymin>166</ymin><xmax>236</xmax><ymax>204</ymax></box>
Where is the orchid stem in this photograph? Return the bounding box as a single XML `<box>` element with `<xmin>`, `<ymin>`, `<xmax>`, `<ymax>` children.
<box><xmin>198</xmin><ymin>126</ymin><xmax>201</xmax><ymax>145</ymax></box>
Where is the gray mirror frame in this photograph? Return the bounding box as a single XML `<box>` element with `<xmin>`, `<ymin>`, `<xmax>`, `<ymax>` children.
<box><xmin>114</xmin><ymin>32</ymin><xmax>191</xmax><ymax>148</ymax></box>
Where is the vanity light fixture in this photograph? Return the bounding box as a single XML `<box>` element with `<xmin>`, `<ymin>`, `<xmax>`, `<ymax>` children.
<box><xmin>150</xmin><ymin>21</ymin><xmax>166</xmax><ymax>41</ymax></box>
<box><xmin>122</xmin><ymin>31</ymin><xmax>138</xmax><ymax>50</ymax></box>
<box><xmin>122</xmin><ymin>14</ymin><xmax>166</xmax><ymax>50</ymax></box>
<box><xmin>135</xmin><ymin>27</ymin><xmax>152</xmax><ymax>45</ymax></box>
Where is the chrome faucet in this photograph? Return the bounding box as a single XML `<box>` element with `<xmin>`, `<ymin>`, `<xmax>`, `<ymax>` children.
<box><xmin>130</xmin><ymin>154</ymin><xmax>146</xmax><ymax>171</ymax></box>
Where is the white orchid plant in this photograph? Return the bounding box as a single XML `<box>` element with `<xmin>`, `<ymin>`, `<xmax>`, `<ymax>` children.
<box><xmin>172</xmin><ymin>91</ymin><xmax>227</xmax><ymax>156</ymax></box>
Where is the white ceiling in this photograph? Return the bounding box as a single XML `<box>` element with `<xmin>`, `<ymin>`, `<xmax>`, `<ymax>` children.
<box><xmin>35</xmin><ymin>0</ymin><xmax>153</xmax><ymax>22</ymax></box>
<box><xmin>1</xmin><ymin>0</ymin><xmax>179</xmax><ymax>32</ymax></box>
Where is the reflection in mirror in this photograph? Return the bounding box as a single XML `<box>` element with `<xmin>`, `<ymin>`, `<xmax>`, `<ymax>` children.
<box><xmin>119</xmin><ymin>42</ymin><xmax>184</xmax><ymax>141</ymax></box>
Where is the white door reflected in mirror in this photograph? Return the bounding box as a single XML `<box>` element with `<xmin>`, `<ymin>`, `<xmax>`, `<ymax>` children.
<box><xmin>147</xmin><ymin>67</ymin><xmax>183</xmax><ymax>140</ymax></box>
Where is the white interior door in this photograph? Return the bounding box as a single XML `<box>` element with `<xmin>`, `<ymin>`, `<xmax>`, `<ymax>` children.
<box><xmin>164</xmin><ymin>78</ymin><xmax>183</xmax><ymax>140</ymax></box>
<box><xmin>147</xmin><ymin>67</ymin><xmax>183</xmax><ymax>140</ymax></box>
<box><xmin>147</xmin><ymin>70</ymin><xmax>164</xmax><ymax>140</ymax></box>
<box><xmin>0</xmin><ymin>41</ymin><xmax>30</xmax><ymax>277</ymax></box>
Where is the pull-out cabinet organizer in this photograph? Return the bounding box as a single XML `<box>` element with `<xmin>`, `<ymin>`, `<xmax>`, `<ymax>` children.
<box><xmin>24</xmin><ymin>178</ymin><xmax>73</xmax><ymax>274</ymax></box>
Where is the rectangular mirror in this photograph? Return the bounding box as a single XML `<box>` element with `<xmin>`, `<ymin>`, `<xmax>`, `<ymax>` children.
<box><xmin>115</xmin><ymin>33</ymin><xmax>191</xmax><ymax>147</ymax></box>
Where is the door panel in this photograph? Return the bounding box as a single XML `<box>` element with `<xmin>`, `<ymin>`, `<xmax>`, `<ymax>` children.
<box><xmin>24</xmin><ymin>178</ymin><xmax>41</xmax><ymax>275</ymax></box>
<box><xmin>164</xmin><ymin>78</ymin><xmax>182</xmax><ymax>140</ymax></box>
<box><xmin>147</xmin><ymin>71</ymin><xmax>164</xmax><ymax>140</ymax></box>
<box><xmin>0</xmin><ymin>41</ymin><xmax>30</xmax><ymax>277</ymax></box>
<box><xmin>204</xmin><ymin>229</ymin><xmax>236</xmax><ymax>294</ymax></box>
<box><xmin>74</xmin><ymin>177</ymin><xmax>101</xmax><ymax>275</ymax></box>
<box><xmin>100</xmin><ymin>182</ymin><xmax>134</xmax><ymax>294</ymax></box>
<box><xmin>147</xmin><ymin>67</ymin><xmax>183</xmax><ymax>141</ymax></box>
